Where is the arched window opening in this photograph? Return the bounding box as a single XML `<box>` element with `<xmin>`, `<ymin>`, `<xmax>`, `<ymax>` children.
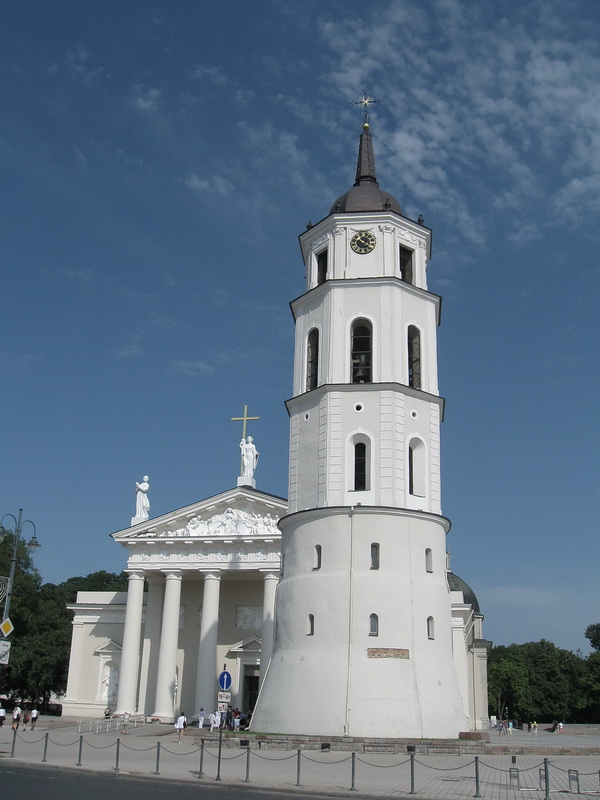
<box><xmin>313</xmin><ymin>545</ymin><xmax>322</xmax><ymax>570</ymax></box>
<box><xmin>408</xmin><ymin>438</ymin><xmax>426</xmax><ymax>497</ymax></box>
<box><xmin>425</xmin><ymin>548</ymin><xmax>433</xmax><ymax>573</ymax></box>
<box><xmin>307</xmin><ymin>614</ymin><xmax>315</xmax><ymax>636</ymax></box>
<box><xmin>316</xmin><ymin>249</ymin><xmax>328</xmax><ymax>285</ymax></box>
<box><xmin>369</xmin><ymin>613</ymin><xmax>379</xmax><ymax>636</ymax></box>
<box><xmin>371</xmin><ymin>543</ymin><xmax>380</xmax><ymax>570</ymax></box>
<box><xmin>427</xmin><ymin>616</ymin><xmax>435</xmax><ymax>640</ymax></box>
<box><xmin>400</xmin><ymin>246</ymin><xmax>414</xmax><ymax>284</ymax></box>
<box><xmin>354</xmin><ymin>442</ymin><xmax>367</xmax><ymax>491</ymax></box>
<box><xmin>306</xmin><ymin>328</ymin><xmax>319</xmax><ymax>391</ymax></box>
<box><xmin>351</xmin><ymin>319</ymin><xmax>372</xmax><ymax>383</ymax></box>
<box><xmin>408</xmin><ymin>326</ymin><xmax>421</xmax><ymax>389</ymax></box>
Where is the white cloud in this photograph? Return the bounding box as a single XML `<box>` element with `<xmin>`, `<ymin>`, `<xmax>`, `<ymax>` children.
<box><xmin>130</xmin><ymin>85</ymin><xmax>162</xmax><ymax>115</ymax></box>
<box><xmin>173</xmin><ymin>359</ymin><xmax>214</xmax><ymax>376</ymax></box>
<box><xmin>184</xmin><ymin>172</ymin><xmax>234</xmax><ymax>197</ymax></box>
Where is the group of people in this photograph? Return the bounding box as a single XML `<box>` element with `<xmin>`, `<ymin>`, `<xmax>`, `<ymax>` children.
<box><xmin>172</xmin><ymin>706</ymin><xmax>250</xmax><ymax>740</ymax></box>
<box><xmin>0</xmin><ymin>705</ymin><xmax>39</xmax><ymax>731</ymax></box>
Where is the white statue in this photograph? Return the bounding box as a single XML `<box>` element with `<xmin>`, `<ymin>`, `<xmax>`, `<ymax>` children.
<box><xmin>135</xmin><ymin>476</ymin><xmax>150</xmax><ymax>520</ymax></box>
<box><xmin>240</xmin><ymin>437</ymin><xmax>259</xmax><ymax>477</ymax></box>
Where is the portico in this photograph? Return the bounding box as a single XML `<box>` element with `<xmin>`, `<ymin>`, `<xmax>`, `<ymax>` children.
<box><xmin>62</xmin><ymin>485</ymin><xmax>287</xmax><ymax>721</ymax></box>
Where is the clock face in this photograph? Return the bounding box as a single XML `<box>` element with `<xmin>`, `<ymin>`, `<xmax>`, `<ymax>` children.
<box><xmin>350</xmin><ymin>230</ymin><xmax>376</xmax><ymax>254</ymax></box>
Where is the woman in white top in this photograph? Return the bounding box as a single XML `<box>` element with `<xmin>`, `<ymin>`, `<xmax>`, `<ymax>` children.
<box><xmin>174</xmin><ymin>712</ymin><xmax>187</xmax><ymax>742</ymax></box>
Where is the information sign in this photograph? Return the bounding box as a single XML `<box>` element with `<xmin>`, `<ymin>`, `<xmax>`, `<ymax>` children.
<box><xmin>218</xmin><ymin>670</ymin><xmax>232</xmax><ymax>691</ymax></box>
<box><xmin>218</xmin><ymin>691</ymin><xmax>231</xmax><ymax>703</ymax></box>
<box><xmin>0</xmin><ymin>639</ymin><xmax>11</xmax><ymax>665</ymax></box>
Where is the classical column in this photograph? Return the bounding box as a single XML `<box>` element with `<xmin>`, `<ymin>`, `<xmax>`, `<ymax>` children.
<box><xmin>195</xmin><ymin>571</ymin><xmax>221</xmax><ymax>716</ymax></box>
<box><xmin>152</xmin><ymin>570</ymin><xmax>183</xmax><ymax>721</ymax></box>
<box><xmin>259</xmin><ymin>572</ymin><xmax>279</xmax><ymax>688</ymax></box>
<box><xmin>137</xmin><ymin>574</ymin><xmax>164</xmax><ymax>716</ymax></box>
<box><xmin>115</xmin><ymin>571</ymin><xmax>145</xmax><ymax>714</ymax></box>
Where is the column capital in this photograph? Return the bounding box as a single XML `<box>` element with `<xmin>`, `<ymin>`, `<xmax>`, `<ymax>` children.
<box><xmin>259</xmin><ymin>570</ymin><xmax>280</xmax><ymax>581</ymax></box>
<box><xmin>160</xmin><ymin>570</ymin><xmax>182</xmax><ymax>580</ymax></box>
<box><xmin>200</xmin><ymin>570</ymin><xmax>221</xmax><ymax>580</ymax></box>
<box><xmin>125</xmin><ymin>570</ymin><xmax>146</xmax><ymax>582</ymax></box>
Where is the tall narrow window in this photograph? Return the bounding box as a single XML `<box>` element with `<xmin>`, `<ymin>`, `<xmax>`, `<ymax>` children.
<box><xmin>425</xmin><ymin>548</ymin><xmax>433</xmax><ymax>573</ymax></box>
<box><xmin>351</xmin><ymin>319</ymin><xmax>372</xmax><ymax>383</ymax></box>
<box><xmin>408</xmin><ymin>438</ymin><xmax>426</xmax><ymax>497</ymax></box>
<box><xmin>400</xmin><ymin>246</ymin><xmax>414</xmax><ymax>284</ymax></box>
<box><xmin>370</xmin><ymin>543</ymin><xmax>380</xmax><ymax>570</ymax></box>
<box><xmin>313</xmin><ymin>545</ymin><xmax>322</xmax><ymax>570</ymax></box>
<box><xmin>316</xmin><ymin>249</ymin><xmax>328</xmax><ymax>285</ymax></box>
<box><xmin>307</xmin><ymin>614</ymin><xmax>315</xmax><ymax>636</ymax></box>
<box><xmin>408</xmin><ymin>326</ymin><xmax>421</xmax><ymax>389</ymax></box>
<box><xmin>354</xmin><ymin>442</ymin><xmax>367</xmax><ymax>491</ymax></box>
<box><xmin>427</xmin><ymin>616</ymin><xmax>435</xmax><ymax>640</ymax></box>
<box><xmin>306</xmin><ymin>328</ymin><xmax>319</xmax><ymax>391</ymax></box>
<box><xmin>369</xmin><ymin>613</ymin><xmax>379</xmax><ymax>636</ymax></box>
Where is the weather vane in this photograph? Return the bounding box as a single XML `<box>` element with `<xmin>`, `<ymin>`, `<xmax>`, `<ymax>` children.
<box><xmin>351</xmin><ymin>88</ymin><xmax>380</xmax><ymax>128</ymax></box>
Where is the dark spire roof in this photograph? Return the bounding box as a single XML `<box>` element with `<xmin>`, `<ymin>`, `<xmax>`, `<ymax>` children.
<box><xmin>330</xmin><ymin>122</ymin><xmax>402</xmax><ymax>215</ymax></box>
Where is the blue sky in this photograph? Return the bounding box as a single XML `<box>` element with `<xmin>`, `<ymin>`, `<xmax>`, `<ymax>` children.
<box><xmin>2</xmin><ymin>0</ymin><xmax>599</xmax><ymax>654</ymax></box>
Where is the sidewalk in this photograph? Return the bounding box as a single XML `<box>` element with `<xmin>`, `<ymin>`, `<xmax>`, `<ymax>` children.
<box><xmin>1</xmin><ymin>718</ymin><xmax>600</xmax><ymax>799</ymax></box>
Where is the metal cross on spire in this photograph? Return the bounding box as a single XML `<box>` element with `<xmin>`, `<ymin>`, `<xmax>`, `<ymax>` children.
<box><xmin>231</xmin><ymin>404</ymin><xmax>260</xmax><ymax>441</ymax></box>
<box><xmin>351</xmin><ymin>88</ymin><xmax>380</xmax><ymax>128</ymax></box>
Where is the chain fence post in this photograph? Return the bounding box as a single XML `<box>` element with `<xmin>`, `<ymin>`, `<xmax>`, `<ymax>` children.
<box><xmin>114</xmin><ymin>737</ymin><xmax>120</xmax><ymax>771</ymax></box>
<box><xmin>10</xmin><ymin>727</ymin><xmax>17</xmax><ymax>758</ymax></box>
<box><xmin>245</xmin><ymin>746</ymin><xmax>251</xmax><ymax>782</ymax></box>
<box><xmin>544</xmin><ymin>758</ymin><xmax>550</xmax><ymax>800</ymax></box>
<box><xmin>154</xmin><ymin>741</ymin><xmax>160</xmax><ymax>775</ymax></box>
<box><xmin>474</xmin><ymin>755</ymin><xmax>481</xmax><ymax>798</ymax></box>
<box><xmin>198</xmin><ymin>739</ymin><xmax>205</xmax><ymax>778</ymax></box>
<box><xmin>76</xmin><ymin>734</ymin><xmax>83</xmax><ymax>766</ymax></box>
<box><xmin>296</xmin><ymin>748</ymin><xmax>302</xmax><ymax>786</ymax></box>
<box><xmin>42</xmin><ymin>732</ymin><xmax>49</xmax><ymax>763</ymax></box>
<box><xmin>350</xmin><ymin>751</ymin><xmax>357</xmax><ymax>791</ymax></box>
<box><xmin>409</xmin><ymin>751</ymin><xmax>416</xmax><ymax>794</ymax></box>
<box><xmin>216</xmin><ymin>724</ymin><xmax>223</xmax><ymax>781</ymax></box>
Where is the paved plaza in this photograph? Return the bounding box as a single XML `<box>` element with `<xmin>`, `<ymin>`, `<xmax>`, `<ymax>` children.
<box><xmin>1</xmin><ymin>719</ymin><xmax>600</xmax><ymax>799</ymax></box>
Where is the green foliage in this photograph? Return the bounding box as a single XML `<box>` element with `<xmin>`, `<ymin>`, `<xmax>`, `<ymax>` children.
<box><xmin>488</xmin><ymin>639</ymin><xmax>595</xmax><ymax>723</ymax></box>
<box><xmin>585</xmin><ymin>623</ymin><xmax>600</xmax><ymax>651</ymax></box>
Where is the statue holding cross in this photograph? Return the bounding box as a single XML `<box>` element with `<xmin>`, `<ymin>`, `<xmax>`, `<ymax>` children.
<box><xmin>231</xmin><ymin>404</ymin><xmax>260</xmax><ymax>483</ymax></box>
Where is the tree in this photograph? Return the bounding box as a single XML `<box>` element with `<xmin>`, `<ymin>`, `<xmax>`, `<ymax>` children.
<box><xmin>585</xmin><ymin>623</ymin><xmax>600</xmax><ymax>651</ymax></box>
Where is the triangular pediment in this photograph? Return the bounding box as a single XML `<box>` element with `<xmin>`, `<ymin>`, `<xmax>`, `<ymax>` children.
<box><xmin>94</xmin><ymin>639</ymin><xmax>122</xmax><ymax>656</ymax></box>
<box><xmin>111</xmin><ymin>485</ymin><xmax>287</xmax><ymax>542</ymax></box>
<box><xmin>228</xmin><ymin>636</ymin><xmax>262</xmax><ymax>654</ymax></box>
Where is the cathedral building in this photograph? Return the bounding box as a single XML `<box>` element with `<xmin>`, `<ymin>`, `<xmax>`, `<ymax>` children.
<box><xmin>63</xmin><ymin>114</ymin><xmax>489</xmax><ymax>737</ymax></box>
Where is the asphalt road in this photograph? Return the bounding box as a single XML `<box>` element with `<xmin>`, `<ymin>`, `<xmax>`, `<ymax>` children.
<box><xmin>0</xmin><ymin>762</ymin><xmax>386</xmax><ymax>800</ymax></box>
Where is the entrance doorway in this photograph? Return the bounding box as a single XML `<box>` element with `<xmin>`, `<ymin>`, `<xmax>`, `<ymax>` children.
<box><xmin>243</xmin><ymin>664</ymin><xmax>259</xmax><ymax>712</ymax></box>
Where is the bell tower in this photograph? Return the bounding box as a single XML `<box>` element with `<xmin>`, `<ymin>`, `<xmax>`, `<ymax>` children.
<box><xmin>251</xmin><ymin>109</ymin><xmax>467</xmax><ymax>738</ymax></box>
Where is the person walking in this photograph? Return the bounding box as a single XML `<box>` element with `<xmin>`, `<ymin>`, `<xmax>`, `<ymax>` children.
<box><xmin>174</xmin><ymin>712</ymin><xmax>187</xmax><ymax>743</ymax></box>
<box><xmin>30</xmin><ymin>708</ymin><xmax>39</xmax><ymax>730</ymax></box>
<box><xmin>198</xmin><ymin>708</ymin><xmax>205</xmax><ymax>729</ymax></box>
<box><xmin>0</xmin><ymin>704</ymin><xmax>5</xmax><ymax>728</ymax></box>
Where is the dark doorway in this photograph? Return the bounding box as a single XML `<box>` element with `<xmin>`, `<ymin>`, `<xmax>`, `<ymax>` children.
<box><xmin>243</xmin><ymin>665</ymin><xmax>260</xmax><ymax>711</ymax></box>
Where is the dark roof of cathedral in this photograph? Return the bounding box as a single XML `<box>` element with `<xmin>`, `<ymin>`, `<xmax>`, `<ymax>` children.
<box><xmin>330</xmin><ymin>123</ymin><xmax>402</xmax><ymax>215</ymax></box>
<box><xmin>448</xmin><ymin>572</ymin><xmax>480</xmax><ymax>613</ymax></box>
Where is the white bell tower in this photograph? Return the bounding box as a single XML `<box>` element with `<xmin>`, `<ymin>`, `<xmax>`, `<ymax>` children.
<box><xmin>251</xmin><ymin>114</ymin><xmax>467</xmax><ymax>738</ymax></box>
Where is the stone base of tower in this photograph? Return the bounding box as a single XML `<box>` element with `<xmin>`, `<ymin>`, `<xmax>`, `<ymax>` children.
<box><xmin>250</xmin><ymin>506</ymin><xmax>468</xmax><ymax>740</ymax></box>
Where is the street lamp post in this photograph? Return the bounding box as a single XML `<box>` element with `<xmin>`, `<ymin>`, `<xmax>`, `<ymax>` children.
<box><xmin>0</xmin><ymin>509</ymin><xmax>41</xmax><ymax>626</ymax></box>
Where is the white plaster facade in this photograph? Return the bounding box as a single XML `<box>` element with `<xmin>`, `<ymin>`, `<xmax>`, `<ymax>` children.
<box><xmin>63</xmin><ymin>121</ymin><xmax>489</xmax><ymax>735</ymax></box>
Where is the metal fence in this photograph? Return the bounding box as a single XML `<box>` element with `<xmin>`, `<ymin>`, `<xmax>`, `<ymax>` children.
<box><xmin>5</xmin><ymin>729</ymin><xmax>600</xmax><ymax>798</ymax></box>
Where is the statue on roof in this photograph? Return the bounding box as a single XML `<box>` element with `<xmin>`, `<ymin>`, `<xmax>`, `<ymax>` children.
<box><xmin>240</xmin><ymin>437</ymin><xmax>259</xmax><ymax>477</ymax></box>
<box><xmin>132</xmin><ymin>475</ymin><xmax>150</xmax><ymax>523</ymax></box>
